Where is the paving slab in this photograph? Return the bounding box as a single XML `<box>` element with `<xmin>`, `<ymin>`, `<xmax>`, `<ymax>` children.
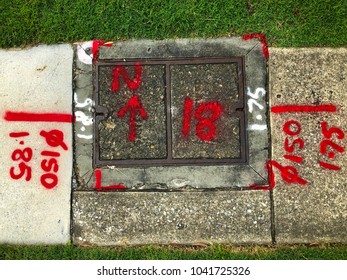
<box><xmin>269</xmin><ymin>48</ymin><xmax>347</xmax><ymax>243</ymax></box>
<box><xmin>0</xmin><ymin>45</ymin><xmax>73</xmax><ymax>244</ymax></box>
<box><xmin>72</xmin><ymin>190</ymin><xmax>272</xmax><ymax>245</ymax></box>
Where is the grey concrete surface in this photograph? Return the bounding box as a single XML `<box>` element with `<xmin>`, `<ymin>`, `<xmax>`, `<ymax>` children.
<box><xmin>72</xmin><ymin>190</ymin><xmax>272</xmax><ymax>245</ymax></box>
<box><xmin>73</xmin><ymin>42</ymin><xmax>94</xmax><ymax>190</ymax></box>
<box><xmin>0</xmin><ymin>44</ymin><xmax>73</xmax><ymax>244</ymax></box>
<box><xmin>269</xmin><ymin>48</ymin><xmax>347</xmax><ymax>243</ymax></box>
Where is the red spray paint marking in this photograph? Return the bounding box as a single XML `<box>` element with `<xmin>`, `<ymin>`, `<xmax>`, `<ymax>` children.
<box><xmin>4</xmin><ymin>111</ymin><xmax>74</xmax><ymax>123</ymax></box>
<box><xmin>319</xmin><ymin>161</ymin><xmax>341</xmax><ymax>171</ymax></box>
<box><xmin>10</xmin><ymin>162</ymin><xmax>32</xmax><ymax>181</ymax></box>
<box><xmin>242</xmin><ymin>33</ymin><xmax>269</xmax><ymax>59</ymax></box>
<box><xmin>94</xmin><ymin>169</ymin><xmax>126</xmax><ymax>191</ymax></box>
<box><xmin>271</xmin><ymin>104</ymin><xmax>336</xmax><ymax>114</ymax></box>
<box><xmin>251</xmin><ymin>104</ymin><xmax>341</xmax><ymax>191</ymax></box>
<box><xmin>92</xmin><ymin>40</ymin><xmax>113</xmax><ymax>61</ymax></box>
<box><xmin>112</xmin><ymin>64</ymin><xmax>142</xmax><ymax>91</ymax></box>
<box><xmin>41</xmin><ymin>151</ymin><xmax>61</xmax><ymax>157</ymax></box>
<box><xmin>40</xmin><ymin>130</ymin><xmax>68</xmax><ymax>150</ymax></box>
<box><xmin>249</xmin><ymin>160</ymin><xmax>307</xmax><ymax>191</ymax></box>
<box><xmin>269</xmin><ymin>161</ymin><xmax>307</xmax><ymax>184</ymax></box>
<box><xmin>182</xmin><ymin>97</ymin><xmax>194</xmax><ymax>136</ymax></box>
<box><xmin>320</xmin><ymin>139</ymin><xmax>344</xmax><ymax>156</ymax></box>
<box><xmin>318</xmin><ymin>121</ymin><xmax>345</xmax><ymax>169</ymax></box>
<box><xmin>9</xmin><ymin>132</ymin><xmax>30</xmax><ymax>138</ymax></box>
<box><xmin>194</xmin><ymin>101</ymin><xmax>223</xmax><ymax>141</ymax></box>
<box><xmin>40</xmin><ymin>173</ymin><xmax>58</xmax><ymax>189</ymax></box>
<box><xmin>321</xmin><ymin>121</ymin><xmax>345</xmax><ymax>139</ymax></box>
<box><xmin>182</xmin><ymin>98</ymin><xmax>223</xmax><ymax>141</ymax></box>
<box><xmin>283</xmin><ymin>154</ymin><xmax>303</xmax><ymax>163</ymax></box>
<box><xmin>283</xmin><ymin>119</ymin><xmax>301</xmax><ymax>136</ymax></box>
<box><xmin>11</xmin><ymin>147</ymin><xmax>33</xmax><ymax>161</ymax></box>
<box><xmin>248</xmin><ymin>161</ymin><xmax>275</xmax><ymax>191</ymax></box>
<box><xmin>117</xmin><ymin>95</ymin><xmax>148</xmax><ymax>141</ymax></box>
<box><xmin>284</xmin><ymin>138</ymin><xmax>304</xmax><ymax>153</ymax></box>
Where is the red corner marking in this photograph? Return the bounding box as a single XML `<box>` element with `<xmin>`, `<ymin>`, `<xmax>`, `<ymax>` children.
<box><xmin>248</xmin><ymin>161</ymin><xmax>275</xmax><ymax>191</ymax></box>
<box><xmin>242</xmin><ymin>33</ymin><xmax>269</xmax><ymax>60</ymax></box>
<box><xmin>94</xmin><ymin>169</ymin><xmax>126</xmax><ymax>191</ymax></box>
<box><xmin>92</xmin><ymin>40</ymin><xmax>113</xmax><ymax>61</ymax></box>
<box><xmin>249</xmin><ymin>160</ymin><xmax>308</xmax><ymax>191</ymax></box>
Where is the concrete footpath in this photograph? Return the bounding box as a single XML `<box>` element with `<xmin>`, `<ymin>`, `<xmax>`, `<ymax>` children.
<box><xmin>0</xmin><ymin>38</ymin><xmax>346</xmax><ymax>245</ymax></box>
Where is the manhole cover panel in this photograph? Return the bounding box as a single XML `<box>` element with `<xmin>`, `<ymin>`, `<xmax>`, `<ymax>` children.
<box><xmin>96</xmin><ymin>65</ymin><xmax>167</xmax><ymax>160</ymax></box>
<box><xmin>94</xmin><ymin>57</ymin><xmax>246</xmax><ymax>167</ymax></box>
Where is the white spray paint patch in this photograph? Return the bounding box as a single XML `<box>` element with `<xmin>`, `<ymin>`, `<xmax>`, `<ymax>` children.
<box><xmin>74</xmin><ymin>93</ymin><xmax>94</xmax><ymax>139</ymax></box>
<box><xmin>248</xmin><ymin>124</ymin><xmax>267</xmax><ymax>131</ymax></box>
<box><xmin>77</xmin><ymin>41</ymin><xmax>93</xmax><ymax>65</ymax></box>
<box><xmin>246</xmin><ymin>87</ymin><xmax>267</xmax><ymax>132</ymax></box>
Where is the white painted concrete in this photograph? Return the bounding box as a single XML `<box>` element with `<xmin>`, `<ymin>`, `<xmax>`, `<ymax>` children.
<box><xmin>0</xmin><ymin>44</ymin><xmax>73</xmax><ymax>244</ymax></box>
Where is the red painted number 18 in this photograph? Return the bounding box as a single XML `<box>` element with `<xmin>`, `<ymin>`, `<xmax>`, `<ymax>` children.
<box><xmin>182</xmin><ymin>97</ymin><xmax>223</xmax><ymax>141</ymax></box>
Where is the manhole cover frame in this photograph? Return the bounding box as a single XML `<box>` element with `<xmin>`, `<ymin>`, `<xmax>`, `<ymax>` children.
<box><xmin>93</xmin><ymin>57</ymin><xmax>248</xmax><ymax>167</ymax></box>
<box><xmin>73</xmin><ymin>38</ymin><xmax>269</xmax><ymax>190</ymax></box>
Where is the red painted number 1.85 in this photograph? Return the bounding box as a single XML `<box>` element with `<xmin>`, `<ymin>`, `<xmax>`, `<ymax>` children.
<box><xmin>9</xmin><ymin>132</ymin><xmax>32</xmax><ymax>181</ymax></box>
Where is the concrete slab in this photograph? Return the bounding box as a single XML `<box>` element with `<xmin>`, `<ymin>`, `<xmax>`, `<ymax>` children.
<box><xmin>269</xmin><ymin>48</ymin><xmax>347</xmax><ymax>243</ymax></box>
<box><xmin>72</xmin><ymin>190</ymin><xmax>272</xmax><ymax>245</ymax></box>
<box><xmin>0</xmin><ymin>44</ymin><xmax>73</xmax><ymax>244</ymax></box>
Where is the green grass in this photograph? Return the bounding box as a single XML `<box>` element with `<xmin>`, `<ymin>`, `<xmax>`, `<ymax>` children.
<box><xmin>1</xmin><ymin>0</ymin><xmax>346</xmax><ymax>48</ymax></box>
<box><xmin>1</xmin><ymin>244</ymin><xmax>347</xmax><ymax>260</ymax></box>
<box><xmin>1</xmin><ymin>0</ymin><xmax>346</xmax><ymax>261</ymax></box>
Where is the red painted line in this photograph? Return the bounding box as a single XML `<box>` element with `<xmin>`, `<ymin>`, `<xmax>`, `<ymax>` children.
<box><xmin>41</xmin><ymin>151</ymin><xmax>61</xmax><ymax>157</ymax></box>
<box><xmin>95</xmin><ymin>169</ymin><xmax>102</xmax><ymax>189</ymax></box>
<box><xmin>182</xmin><ymin>97</ymin><xmax>194</xmax><ymax>137</ymax></box>
<box><xmin>4</xmin><ymin>111</ymin><xmax>74</xmax><ymax>123</ymax></box>
<box><xmin>271</xmin><ymin>105</ymin><xmax>336</xmax><ymax>114</ymax></box>
<box><xmin>94</xmin><ymin>169</ymin><xmax>126</xmax><ymax>191</ymax></box>
<box><xmin>117</xmin><ymin>95</ymin><xmax>147</xmax><ymax>142</ymax></box>
<box><xmin>9</xmin><ymin>132</ymin><xmax>30</xmax><ymax>138</ymax></box>
<box><xmin>96</xmin><ymin>185</ymin><xmax>127</xmax><ymax>192</ymax></box>
<box><xmin>283</xmin><ymin>154</ymin><xmax>303</xmax><ymax>163</ymax></box>
<box><xmin>319</xmin><ymin>161</ymin><xmax>341</xmax><ymax>171</ymax></box>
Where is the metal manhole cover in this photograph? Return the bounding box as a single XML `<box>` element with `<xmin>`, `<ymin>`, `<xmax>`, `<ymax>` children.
<box><xmin>93</xmin><ymin>57</ymin><xmax>247</xmax><ymax>167</ymax></box>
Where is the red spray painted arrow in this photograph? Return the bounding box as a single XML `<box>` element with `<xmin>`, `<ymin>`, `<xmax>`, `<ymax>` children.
<box><xmin>117</xmin><ymin>95</ymin><xmax>148</xmax><ymax>141</ymax></box>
